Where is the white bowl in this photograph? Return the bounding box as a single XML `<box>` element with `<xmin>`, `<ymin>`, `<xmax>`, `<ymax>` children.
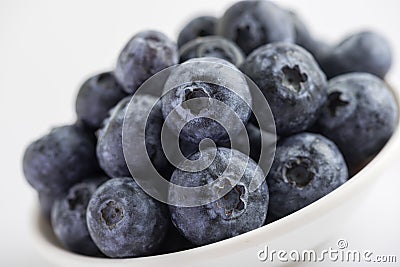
<box><xmin>32</xmin><ymin>86</ymin><xmax>400</xmax><ymax>267</ymax></box>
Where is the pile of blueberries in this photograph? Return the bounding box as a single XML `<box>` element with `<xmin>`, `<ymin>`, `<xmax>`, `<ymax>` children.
<box><xmin>23</xmin><ymin>0</ymin><xmax>398</xmax><ymax>259</ymax></box>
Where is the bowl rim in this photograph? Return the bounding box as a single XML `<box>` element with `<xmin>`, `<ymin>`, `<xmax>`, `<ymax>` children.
<box><xmin>32</xmin><ymin>79</ymin><xmax>400</xmax><ymax>265</ymax></box>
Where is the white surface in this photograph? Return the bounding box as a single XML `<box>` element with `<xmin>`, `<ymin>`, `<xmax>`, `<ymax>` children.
<box><xmin>0</xmin><ymin>0</ymin><xmax>399</xmax><ymax>266</ymax></box>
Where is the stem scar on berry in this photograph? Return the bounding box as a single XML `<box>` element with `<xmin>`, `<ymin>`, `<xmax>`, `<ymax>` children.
<box><xmin>101</xmin><ymin>200</ymin><xmax>124</xmax><ymax>229</ymax></box>
<box><xmin>281</xmin><ymin>65</ymin><xmax>308</xmax><ymax>92</ymax></box>
<box><xmin>282</xmin><ymin>158</ymin><xmax>315</xmax><ymax>188</ymax></box>
<box><xmin>210</xmin><ymin>178</ymin><xmax>248</xmax><ymax>220</ymax></box>
<box><xmin>327</xmin><ymin>91</ymin><xmax>349</xmax><ymax>116</ymax></box>
<box><xmin>182</xmin><ymin>87</ymin><xmax>211</xmax><ymax>115</ymax></box>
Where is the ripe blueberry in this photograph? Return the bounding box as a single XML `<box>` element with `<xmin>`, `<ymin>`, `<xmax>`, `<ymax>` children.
<box><xmin>241</xmin><ymin>42</ymin><xmax>327</xmax><ymax>136</ymax></box>
<box><xmin>75</xmin><ymin>72</ymin><xmax>127</xmax><ymax>129</ymax></box>
<box><xmin>86</xmin><ymin>177</ymin><xmax>169</xmax><ymax>258</ymax></box>
<box><xmin>267</xmin><ymin>133</ymin><xmax>348</xmax><ymax>219</ymax></box>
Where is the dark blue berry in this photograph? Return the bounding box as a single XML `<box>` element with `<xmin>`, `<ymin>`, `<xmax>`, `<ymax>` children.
<box><xmin>23</xmin><ymin>124</ymin><xmax>100</xmax><ymax>194</ymax></box>
<box><xmin>51</xmin><ymin>176</ymin><xmax>108</xmax><ymax>256</ymax></box>
<box><xmin>267</xmin><ymin>133</ymin><xmax>348</xmax><ymax>219</ymax></box>
<box><xmin>96</xmin><ymin>97</ymin><xmax>131</xmax><ymax>177</ymax></box>
<box><xmin>162</xmin><ymin>58</ymin><xmax>252</xmax><ymax>144</ymax></box>
<box><xmin>86</xmin><ymin>177</ymin><xmax>169</xmax><ymax>258</ymax></box>
<box><xmin>115</xmin><ymin>30</ymin><xmax>179</xmax><ymax>94</ymax></box>
<box><xmin>179</xmin><ymin>36</ymin><xmax>245</xmax><ymax>66</ymax></box>
<box><xmin>177</xmin><ymin>16</ymin><xmax>217</xmax><ymax>48</ymax></box>
<box><xmin>217</xmin><ymin>0</ymin><xmax>294</xmax><ymax>55</ymax></box>
<box><xmin>97</xmin><ymin>95</ymin><xmax>170</xmax><ymax>178</ymax></box>
<box><xmin>241</xmin><ymin>42</ymin><xmax>327</xmax><ymax>136</ymax></box>
<box><xmin>317</xmin><ymin>73</ymin><xmax>397</xmax><ymax>169</ymax></box>
<box><xmin>75</xmin><ymin>72</ymin><xmax>127</xmax><ymax>129</ymax></box>
<box><xmin>169</xmin><ymin>147</ymin><xmax>269</xmax><ymax>245</ymax></box>
<box><xmin>320</xmin><ymin>31</ymin><xmax>392</xmax><ymax>79</ymax></box>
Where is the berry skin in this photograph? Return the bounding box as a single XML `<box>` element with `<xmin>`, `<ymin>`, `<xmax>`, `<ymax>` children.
<box><xmin>177</xmin><ymin>16</ymin><xmax>217</xmax><ymax>48</ymax></box>
<box><xmin>179</xmin><ymin>36</ymin><xmax>245</xmax><ymax>66</ymax></box>
<box><xmin>115</xmin><ymin>30</ymin><xmax>179</xmax><ymax>94</ymax></box>
<box><xmin>169</xmin><ymin>147</ymin><xmax>269</xmax><ymax>246</ymax></box>
<box><xmin>320</xmin><ymin>31</ymin><xmax>392</xmax><ymax>79</ymax></box>
<box><xmin>23</xmin><ymin>124</ymin><xmax>100</xmax><ymax>194</ymax></box>
<box><xmin>86</xmin><ymin>177</ymin><xmax>169</xmax><ymax>258</ymax></box>
<box><xmin>241</xmin><ymin>42</ymin><xmax>327</xmax><ymax>136</ymax></box>
<box><xmin>267</xmin><ymin>133</ymin><xmax>348</xmax><ymax>219</ymax></box>
<box><xmin>162</xmin><ymin>57</ymin><xmax>252</xmax><ymax>144</ymax></box>
<box><xmin>75</xmin><ymin>72</ymin><xmax>127</xmax><ymax>129</ymax></box>
<box><xmin>96</xmin><ymin>97</ymin><xmax>131</xmax><ymax>177</ymax></box>
<box><xmin>217</xmin><ymin>0</ymin><xmax>294</xmax><ymax>55</ymax></box>
<box><xmin>51</xmin><ymin>176</ymin><xmax>108</xmax><ymax>256</ymax></box>
<box><xmin>317</xmin><ymin>73</ymin><xmax>398</xmax><ymax>169</ymax></box>
<box><xmin>97</xmin><ymin>95</ymin><xmax>170</xmax><ymax>178</ymax></box>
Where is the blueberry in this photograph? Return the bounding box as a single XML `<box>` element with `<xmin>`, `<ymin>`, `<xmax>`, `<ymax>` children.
<box><xmin>267</xmin><ymin>133</ymin><xmax>348</xmax><ymax>219</ymax></box>
<box><xmin>169</xmin><ymin>147</ymin><xmax>269</xmax><ymax>245</ymax></box>
<box><xmin>179</xmin><ymin>36</ymin><xmax>245</xmax><ymax>66</ymax></box>
<box><xmin>316</xmin><ymin>73</ymin><xmax>397</xmax><ymax>169</ymax></box>
<box><xmin>86</xmin><ymin>177</ymin><xmax>169</xmax><ymax>258</ymax></box>
<box><xmin>123</xmin><ymin>95</ymin><xmax>173</xmax><ymax>177</ymax></box>
<box><xmin>177</xmin><ymin>16</ymin><xmax>217</xmax><ymax>48</ymax></box>
<box><xmin>241</xmin><ymin>42</ymin><xmax>327</xmax><ymax>136</ymax></box>
<box><xmin>75</xmin><ymin>72</ymin><xmax>127</xmax><ymax>129</ymax></box>
<box><xmin>96</xmin><ymin>97</ymin><xmax>131</xmax><ymax>177</ymax></box>
<box><xmin>51</xmin><ymin>176</ymin><xmax>108</xmax><ymax>256</ymax></box>
<box><xmin>97</xmin><ymin>95</ymin><xmax>170</xmax><ymax>178</ymax></box>
<box><xmin>115</xmin><ymin>30</ymin><xmax>179</xmax><ymax>94</ymax></box>
<box><xmin>162</xmin><ymin>57</ymin><xmax>252</xmax><ymax>144</ymax></box>
<box><xmin>23</xmin><ymin>124</ymin><xmax>100</xmax><ymax>194</ymax></box>
<box><xmin>217</xmin><ymin>0</ymin><xmax>294</xmax><ymax>55</ymax></box>
<box><xmin>320</xmin><ymin>31</ymin><xmax>392</xmax><ymax>79</ymax></box>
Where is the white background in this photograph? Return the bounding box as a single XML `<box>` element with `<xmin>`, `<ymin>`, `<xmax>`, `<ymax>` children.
<box><xmin>1</xmin><ymin>0</ymin><xmax>399</xmax><ymax>266</ymax></box>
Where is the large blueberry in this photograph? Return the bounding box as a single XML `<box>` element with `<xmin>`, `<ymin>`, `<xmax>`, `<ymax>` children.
<box><xmin>86</xmin><ymin>177</ymin><xmax>169</xmax><ymax>258</ymax></box>
<box><xmin>241</xmin><ymin>42</ymin><xmax>327</xmax><ymax>136</ymax></box>
<box><xmin>23</xmin><ymin>124</ymin><xmax>100</xmax><ymax>194</ymax></box>
<box><xmin>115</xmin><ymin>30</ymin><xmax>179</xmax><ymax>94</ymax></box>
<box><xmin>75</xmin><ymin>72</ymin><xmax>127</xmax><ymax>129</ymax></box>
<box><xmin>97</xmin><ymin>95</ymin><xmax>170</xmax><ymax>178</ymax></box>
<box><xmin>217</xmin><ymin>0</ymin><xmax>294</xmax><ymax>55</ymax></box>
<box><xmin>320</xmin><ymin>31</ymin><xmax>392</xmax><ymax>79</ymax></box>
<box><xmin>169</xmin><ymin>147</ymin><xmax>269</xmax><ymax>245</ymax></box>
<box><xmin>51</xmin><ymin>176</ymin><xmax>108</xmax><ymax>256</ymax></box>
<box><xmin>267</xmin><ymin>133</ymin><xmax>348</xmax><ymax>219</ymax></box>
<box><xmin>317</xmin><ymin>73</ymin><xmax>397</xmax><ymax>169</ymax></box>
<box><xmin>162</xmin><ymin>57</ymin><xmax>252</xmax><ymax>144</ymax></box>
<box><xmin>179</xmin><ymin>36</ymin><xmax>245</xmax><ymax>66</ymax></box>
<box><xmin>177</xmin><ymin>16</ymin><xmax>217</xmax><ymax>48</ymax></box>
<box><xmin>96</xmin><ymin>97</ymin><xmax>131</xmax><ymax>177</ymax></box>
